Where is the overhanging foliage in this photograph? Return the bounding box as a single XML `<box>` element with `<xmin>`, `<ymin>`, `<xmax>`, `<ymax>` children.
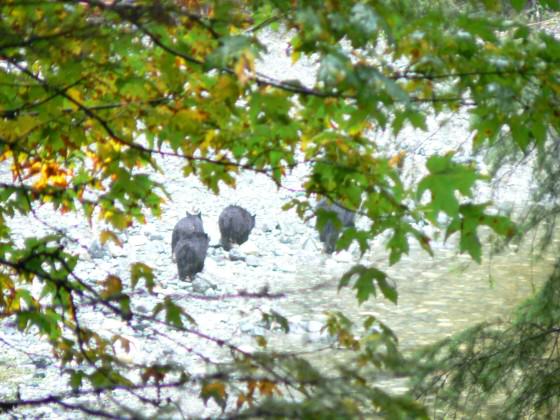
<box><xmin>0</xmin><ymin>0</ymin><xmax>559</xmax><ymax>417</ymax></box>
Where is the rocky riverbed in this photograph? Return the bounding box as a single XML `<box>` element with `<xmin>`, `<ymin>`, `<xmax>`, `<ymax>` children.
<box><xmin>1</xmin><ymin>26</ymin><xmax>556</xmax><ymax>419</ymax></box>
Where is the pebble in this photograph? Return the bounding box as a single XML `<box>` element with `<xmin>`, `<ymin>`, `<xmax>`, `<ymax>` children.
<box><xmin>246</xmin><ymin>255</ymin><xmax>260</xmax><ymax>267</ymax></box>
<box><xmin>144</xmin><ymin>225</ymin><xmax>164</xmax><ymax>240</ymax></box>
<box><xmin>260</xmin><ymin>222</ymin><xmax>274</xmax><ymax>232</ymax></box>
<box><xmin>31</xmin><ymin>358</ymin><xmax>49</xmax><ymax>369</ymax></box>
<box><xmin>228</xmin><ymin>249</ymin><xmax>246</xmax><ymax>261</ymax></box>
<box><xmin>238</xmin><ymin>241</ymin><xmax>259</xmax><ymax>255</ymax></box>
<box><xmin>191</xmin><ymin>276</ymin><xmax>216</xmax><ymax>294</ymax></box>
<box><xmin>88</xmin><ymin>239</ymin><xmax>108</xmax><ymax>259</ymax></box>
<box><xmin>306</xmin><ymin>320</ymin><xmax>324</xmax><ymax>333</ymax></box>
<box><xmin>129</xmin><ymin>235</ymin><xmax>147</xmax><ymax>247</ymax></box>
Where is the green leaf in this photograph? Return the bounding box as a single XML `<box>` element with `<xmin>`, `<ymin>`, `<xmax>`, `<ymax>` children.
<box><xmin>130</xmin><ymin>262</ymin><xmax>155</xmax><ymax>293</ymax></box>
<box><xmin>119</xmin><ymin>296</ymin><xmax>132</xmax><ymax>320</ymax></box>
<box><xmin>377</xmin><ymin>277</ymin><xmax>398</xmax><ymax>304</ymax></box>
<box><xmin>445</xmin><ymin>204</ymin><xmax>515</xmax><ymax>263</ymax></box>
<box><xmin>205</xmin><ymin>35</ymin><xmax>256</xmax><ymax>69</ymax></box>
<box><xmin>510</xmin><ymin>119</ymin><xmax>530</xmax><ymax>151</ymax></box>
<box><xmin>319</xmin><ymin>53</ymin><xmax>352</xmax><ymax>88</ymax></box>
<box><xmin>387</xmin><ymin>227</ymin><xmax>409</xmax><ymax>265</ymax></box>
<box><xmin>459</xmin><ymin>227</ymin><xmax>482</xmax><ymax>263</ymax></box>
<box><xmin>417</xmin><ymin>155</ymin><xmax>482</xmax><ymax>219</ymax></box>
<box><xmin>540</xmin><ymin>0</ymin><xmax>560</xmax><ymax>10</ymax></box>
<box><xmin>510</xmin><ymin>0</ymin><xmax>528</xmax><ymax>11</ymax></box>
<box><xmin>531</xmin><ymin>118</ymin><xmax>547</xmax><ymax>146</ymax></box>
<box><xmin>340</xmin><ymin>265</ymin><xmax>391</xmax><ymax>304</ymax></box>
<box><xmin>261</xmin><ymin>310</ymin><xmax>290</xmax><ymax>333</ymax></box>
<box><xmin>153</xmin><ymin>298</ymin><xmax>196</xmax><ymax>328</ymax></box>
<box><xmin>165</xmin><ymin>299</ymin><xmax>183</xmax><ymax>328</ymax></box>
<box><xmin>69</xmin><ymin>370</ymin><xmax>84</xmax><ymax>391</ymax></box>
<box><xmin>355</xmin><ymin>273</ymin><xmax>376</xmax><ymax>303</ymax></box>
<box><xmin>482</xmin><ymin>214</ymin><xmax>517</xmax><ymax>238</ymax></box>
<box><xmin>89</xmin><ymin>369</ymin><xmax>113</xmax><ymax>390</ymax></box>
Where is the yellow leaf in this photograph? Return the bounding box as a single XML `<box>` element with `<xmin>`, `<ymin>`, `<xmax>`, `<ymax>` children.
<box><xmin>50</xmin><ymin>174</ymin><xmax>68</xmax><ymax>188</ymax></box>
<box><xmin>67</xmin><ymin>88</ymin><xmax>83</xmax><ymax>110</ymax></box>
<box><xmin>0</xmin><ymin>149</ymin><xmax>12</xmax><ymax>161</ymax></box>
<box><xmin>155</xmin><ymin>105</ymin><xmax>174</xmax><ymax>118</ymax></box>
<box><xmin>0</xmin><ymin>273</ymin><xmax>16</xmax><ymax>314</ymax></box>
<box><xmin>300</xmin><ymin>134</ymin><xmax>312</xmax><ymax>153</ymax></box>
<box><xmin>33</xmin><ymin>176</ymin><xmax>48</xmax><ymax>191</ymax></box>
<box><xmin>99</xmin><ymin>230</ymin><xmax>123</xmax><ymax>247</ymax></box>
<box><xmin>213</xmin><ymin>75</ymin><xmax>239</xmax><ymax>103</ymax></box>
<box><xmin>234</xmin><ymin>52</ymin><xmax>255</xmax><ymax>85</ymax></box>
<box><xmin>247</xmin><ymin>380</ymin><xmax>257</xmax><ymax>395</ymax></box>
<box><xmin>100</xmin><ymin>275</ymin><xmax>123</xmax><ymax>299</ymax></box>
<box><xmin>201</xmin><ymin>381</ymin><xmax>228</xmax><ymax>408</ymax></box>
<box><xmin>68</xmin><ymin>41</ymin><xmax>82</xmax><ymax>55</ymax></box>
<box><xmin>200</xmin><ymin>129</ymin><xmax>217</xmax><ymax>152</ymax></box>
<box><xmin>335</xmin><ymin>138</ymin><xmax>350</xmax><ymax>152</ymax></box>
<box><xmin>174</xmin><ymin>56</ymin><xmax>187</xmax><ymax>69</ymax></box>
<box><xmin>291</xmin><ymin>50</ymin><xmax>301</xmax><ymax>64</ymax></box>
<box><xmin>28</xmin><ymin>161</ymin><xmax>42</xmax><ymax>177</ymax></box>
<box><xmin>18</xmin><ymin>115</ymin><xmax>37</xmax><ymax>136</ymax></box>
<box><xmin>101</xmin><ymin>210</ymin><xmax>131</xmax><ymax>230</ymax></box>
<box><xmin>484</xmin><ymin>42</ymin><xmax>498</xmax><ymax>52</ymax></box>
<box><xmin>202</xmin><ymin>382</ymin><xmax>226</xmax><ymax>398</ymax></box>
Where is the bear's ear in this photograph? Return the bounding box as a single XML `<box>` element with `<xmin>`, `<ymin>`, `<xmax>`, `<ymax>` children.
<box><xmin>252</xmin><ymin>214</ymin><xmax>256</xmax><ymax>221</ymax></box>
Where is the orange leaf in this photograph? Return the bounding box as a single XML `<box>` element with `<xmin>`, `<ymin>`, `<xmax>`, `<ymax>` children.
<box><xmin>258</xmin><ymin>380</ymin><xmax>279</xmax><ymax>397</ymax></box>
<box><xmin>141</xmin><ymin>366</ymin><xmax>166</xmax><ymax>384</ymax></box>
<box><xmin>236</xmin><ymin>393</ymin><xmax>247</xmax><ymax>409</ymax></box>
<box><xmin>389</xmin><ymin>150</ymin><xmax>406</xmax><ymax>170</ymax></box>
